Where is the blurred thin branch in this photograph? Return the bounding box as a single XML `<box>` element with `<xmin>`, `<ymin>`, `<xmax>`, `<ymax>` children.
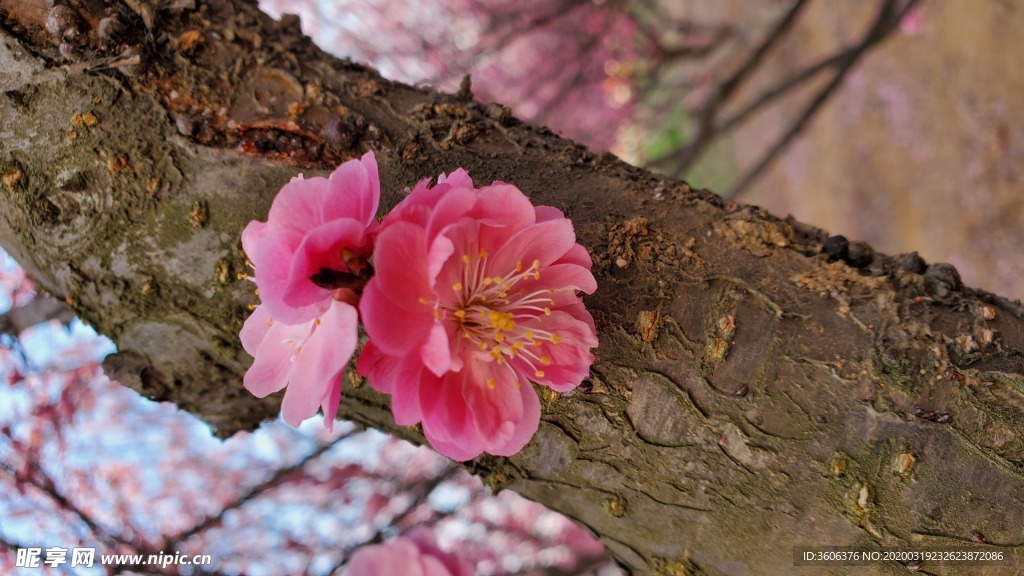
<box><xmin>724</xmin><ymin>0</ymin><xmax>920</xmax><ymax>199</ymax></box>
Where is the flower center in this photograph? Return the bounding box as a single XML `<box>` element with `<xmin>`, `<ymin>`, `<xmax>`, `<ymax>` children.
<box><xmin>445</xmin><ymin>249</ymin><xmax>563</xmax><ymax>385</ymax></box>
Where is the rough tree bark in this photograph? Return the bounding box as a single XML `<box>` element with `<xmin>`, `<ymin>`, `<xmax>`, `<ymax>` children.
<box><xmin>2</xmin><ymin>1</ymin><xmax>1024</xmax><ymax>574</ymax></box>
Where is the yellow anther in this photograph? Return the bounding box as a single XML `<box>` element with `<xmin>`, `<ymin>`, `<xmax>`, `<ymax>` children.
<box><xmin>434</xmin><ymin>309</ymin><xmax>442</xmax><ymax>320</ymax></box>
<box><xmin>419</xmin><ymin>297</ymin><xmax>429</xmax><ymax>304</ymax></box>
<box><xmin>516</xmin><ymin>261</ymin><xmax>523</xmax><ymax>272</ymax></box>
<box><xmin>525</xmin><ymin>331</ymin><xmax>534</xmax><ymax>340</ymax></box>
<box><xmin>483</xmin><ymin>277</ymin><xmax>492</xmax><ymax>285</ymax></box>
<box><xmin>495</xmin><ymin>332</ymin><xmax>505</xmax><ymax>343</ymax></box>
<box><xmin>512</xmin><ymin>342</ymin><xmax>525</xmax><ymax>351</ymax></box>
<box><xmin>533</xmin><ymin>272</ymin><xmax>540</xmax><ymax>280</ymax></box>
<box><xmin>487</xmin><ymin>379</ymin><xmax>495</xmax><ymax>389</ymax></box>
<box><xmin>453</xmin><ymin>282</ymin><xmax>463</xmax><ymax>291</ymax></box>
<box><xmin>550</xmin><ymin>334</ymin><xmax>563</xmax><ymax>344</ymax></box>
<box><xmin>540</xmin><ymin>356</ymin><xmax>551</xmax><ymax>365</ymax></box>
<box><xmin>532</xmin><ymin>259</ymin><xmax>540</xmax><ymax>269</ymax></box>
<box><xmin>478</xmin><ymin>342</ymin><xmax>488</xmax><ymax>350</ymax></box>
<box><xmin>254</xmin><ymin>288</ymin><xmax>260</xmax><ymax>295</ymax></box>
<box><xmin>237</xmin><ymin>273</ymin><xmax>248</xmax><ymax>280</ymax></box>
<box><xmin>294</xmin><ymin>346</ymin><xmax>302</xmax><ymax>355</ymax></box>
<box><xmin>498</xmin><ymin>292</ymin><xmax>507</xmax><ymax>299</ymax></box>
<box><xmin>514</xmin><ymin>381</ymin><xmax>522</xmax><ymax>388</ymax></box>
<box><xmin>478</xmin><ymin>249</ymin><xmax>488</xmax><ymax>259</ymax></box>
<box><xmin>490</xmin><ymin>346</ymin><xmax>503</xmax><ymax>358</ymax></box>
<box><xmin>462</xmin><ymin>254</ymin><xmax>471</xmax><ymax>263</ymax></box>
<box><xmin>454</xmin><ymin>309</ymin><xmax>466</xmax><ymax>320</ymax></box>
<box><xmin>247</xmin><ymin>303</ymin><xmax>255</xmax><ymax>310</ymax></box>
<box><xmin>535</xmin><ymin>370</ymin><xmax>545</xmax><ymax>378</ymax></box>
<box><xmin>544</xmin><ymin>307</ymin><xmax>552</xmax><ymax>316</ymax></box>
<box><xmin>265</xmin><ymin>319</ymin><xmax>273</xmax><ymax>328</ymax></box>
<box><xmin>315</xmin><ymin>318</ymin><xmax>321</xmax><ymax>325</ymax></box>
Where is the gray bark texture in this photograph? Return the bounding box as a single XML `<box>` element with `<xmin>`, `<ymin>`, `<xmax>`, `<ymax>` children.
<box><xmin>2</xmin><ymin>1</ymin><xmax>1024</xmax><ymax>574</ymax></box>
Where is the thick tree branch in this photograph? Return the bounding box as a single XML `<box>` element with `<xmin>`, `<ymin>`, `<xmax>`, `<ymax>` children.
<box><xmin>2</xmin><ymin>1</ymin><xmax>1024</xmax><ymax>574</ymax></box>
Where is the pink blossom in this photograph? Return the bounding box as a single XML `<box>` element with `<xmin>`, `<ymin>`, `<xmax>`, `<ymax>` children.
<box><xmin>358</xmin><ymin>171</ymin><xmax>598</xmax><ymax>460</ymax></box>
<box><xmin>241</xmin><ymin>152</ymin><xmax>379</xmax><ymax>324</ymax></box>
<box><xmin>240</xmin><ymin>153</ymin><xmax>380</xmax><ymax>429</ymax></box>
<box><xmin>345</xmin><ymin>530</ymin><xmax>474</xmax><ymax>576</ymax></box>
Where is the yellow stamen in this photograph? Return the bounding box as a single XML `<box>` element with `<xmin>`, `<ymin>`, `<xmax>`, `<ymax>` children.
<box><xmin>478</xmin><ymin>249</ymin><xmax>488</xmax><ymax>259</ymax></box>
<box><xmin>516</xmin><ymin>261</ymin><xmax>523</xmax><ymax>272</ymax></box>
<box><xmin>487</xmin><ymin>379</ymin><xmax>495</xmax><ymax>389</ymax></box>
<box><xmin>418</xmin><ymin>297</ymin><xmax>429</xmax><ymax>304</ymax></box>
<box><xmin>535</xmin><ymin>370</ymin><xmax>545</xmax><ymax>378</ymax></box>
<box><xmin>315</xmin><ymin>318</ymin><xmax>321</xmax><ymax>325</ymax></box>
<box><xmin>540</xmin><ymin>356</ymin><xmax>551</xmax><ymax>365</ymax></box>
<box><xmin>452</xmin><ymin>282</ymin><xmax>463</xmax><ymax>291</ymax></box>
<box><xmin>550</xmin><ymin>334</ymin><xmax>563</xmax><ymax>344</ymax></box>
<box><xmin>544</xmin><ymin>307</ymin><xmax>552</xmax><ymax>316</ymax></box>
<box><xmin>462</xmin><ymin>254</ymin><xmax>471</xmax><ymax>263</ymax></box>
<box><xmin>247</xmin><ymin>304</ymin><xmax>255</xmax><ymax>310</ymax></box>
<box><xmin>454</xmin><ymin>309</ymin><xmax>466</xmax><ymax>320</ymax></box>
<box><xmin>532</xmin><ymin>259</ymin><xmax>540</xmax><ymax>269</ymax></box>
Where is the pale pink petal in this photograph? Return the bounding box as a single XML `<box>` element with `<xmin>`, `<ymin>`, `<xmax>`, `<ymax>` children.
<box><xmin>421</xmin><ymin>323</ymin><xmax>452</xmax><ymax>377</ymax></box>
<box><xmin>239</xmin><ymin>305</ymin><xmax>273</xmax><ymax>354</ymax></box>
<box><xmin>243</xmin><ymin>320</ymin><xmax>306</xmax><ymax>398</ymax></box>
<box><xmin>321</xmin><ymin>377</ymin><xmax>342</xmax><ymax>432</ymax></box>
<box><xmin>281</xmin><ymin>302</ymin><xmax>358</xmax><ymax>427</ymax></box>
<box><xmin>267</xmin><ymin>174</ymin><xmax>332</xmax><ymax>235</ymax></box>
<box><xmin>249</xmin><ymin>227</ymin><xmax>307</xmax><ymax>316</ymax></box>
<box><xmin>323</xmin><ymin>151</ymin><xmax>380</xmax><ymax>225</ymax></box>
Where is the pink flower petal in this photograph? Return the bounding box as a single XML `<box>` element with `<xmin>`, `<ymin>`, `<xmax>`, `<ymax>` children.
<box><xmin>322</xmin><ymin>151</ymin><xmax>380</xmax><ymax>225</ymax></box>
<box><xmin>267</xmin><ymin>174</ymin><xmax>333</xmax><ymax>236</ymax></box>
<box><xmin>421</xmin><ymin>323</ymin><xmax>452</xmax><ymax>377</ymax></box>
<box><xmin>490</xmin><ymin>219</ymin><xmax>577</xmax><ymax>276</ymax></box>
<box><xmin>280</xmin><ymin>301</ymin><xmax>357</xmax><ymax>427</ymax></box>
<box><xmin>488</xmin><ymin>378</ymin><xmax>541</xmax><ymax>456</ymax></box>
<box><xmin>360</xmin><ymin>223</ymin><xmax>438</xmax><ymax>355</ymax></box>
<box><xmin>239</xmin><ymin>305</ymin><xmax>272</xmax><ymax>355</ymax></box>
<box><xmin>243</xmin><ymin>318</ymin><xmax>306</xmax><ymax>398</ymax></box>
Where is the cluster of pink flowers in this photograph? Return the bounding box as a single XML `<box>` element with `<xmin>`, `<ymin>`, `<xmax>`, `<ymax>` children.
<box><xmin>241</xmin><ymin>152</ymin><xmax>597</xmax><ymax>460</ymax></box>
